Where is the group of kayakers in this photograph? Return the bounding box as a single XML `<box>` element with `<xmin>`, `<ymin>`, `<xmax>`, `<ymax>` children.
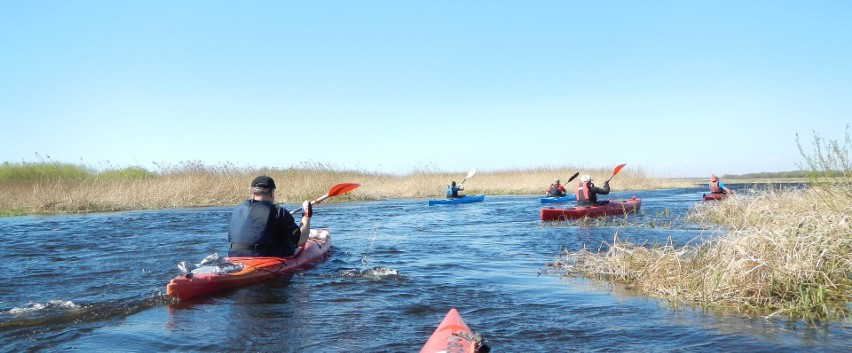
<box><xmin>442</xmin><ymin>172</ymin><xmax>613</xmax><ymax>208</ymax></box>
<box><xmin>228</xmin><ymin>172</ymin><xmax>736</xmax><ymax>258</ymax></box>
<box><xmin>545</xmin><ymin>175</ymin><xmax>610</xmax><ymax>207</ymax></box>
<box><xmin>546</xmin><ymin>173</ymin><xmax>734</xmax><ymax>203</ymax></box>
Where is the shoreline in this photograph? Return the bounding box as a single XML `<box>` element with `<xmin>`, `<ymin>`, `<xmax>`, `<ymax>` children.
<box><xmin>2</xmin><ymin>159</ymin><xmax>812</xmax><ymax>214</ymax></box>
<box><xmin>0</xmin><ymin>174</ymin><xmax>811</xmax><ymax>217</ymax></box>
<box><xmin>1</xmin><ymin>165</ymin><xmax>704</xmax><ymax>216</ymax></box>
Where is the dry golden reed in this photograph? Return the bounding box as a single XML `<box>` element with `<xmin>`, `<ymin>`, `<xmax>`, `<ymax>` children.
<box><xmin>0</xmin><ymin>161</ymin><xmax>695</xmax><ymax>215</ymax></box>
<box><xmin>555</xmin><ymin>186</ymin><xmax>852</xmax><ymax>321</ymax></box>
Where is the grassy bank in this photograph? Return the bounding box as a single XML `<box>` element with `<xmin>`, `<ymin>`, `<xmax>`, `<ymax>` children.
<box><xmin>0</xmin><ymin>161</ymin><xmax>696</xmax><ymax>215</ymax></box>
<box><xmin>553</xmin><ymin>129</ymin><xmax>852</xmax><ymax>321</ymax></box>
<box><xmin>554</xmin><ymin>187</ymin><xmax>851</xmax><ymax>321</ymax></box>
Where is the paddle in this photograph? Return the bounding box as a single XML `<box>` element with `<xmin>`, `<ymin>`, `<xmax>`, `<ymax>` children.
<box><xmin>459</xmin><ymin>168</ymin><xmax>477</xmax><ymax>186</ymax></box>
<box><xmin>605</xmin><ymin>163</ymin><xmax>627</xmax><ymax>183</ymax></box>
<box><xmin>290</xmin><ymin>183</ymin><xmax>361</xmax><ymax>215</ymax></box>
<box><xmin>566</xmin><ymin>172</ymin><xmax>580</xmax><ymax>184</ymax></box>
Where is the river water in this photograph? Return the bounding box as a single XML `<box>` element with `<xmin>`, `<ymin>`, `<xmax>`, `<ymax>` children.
<box><xmin>1</xmin><ymin>186</ymin><xmax>849</xmax><ymax>352</ymax></box>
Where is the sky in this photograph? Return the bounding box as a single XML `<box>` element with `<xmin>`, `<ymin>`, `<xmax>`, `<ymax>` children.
<box><xmin>1</xmin><ymin>1</ymin><xmax>850</xmax><ymax>178</ymax></box>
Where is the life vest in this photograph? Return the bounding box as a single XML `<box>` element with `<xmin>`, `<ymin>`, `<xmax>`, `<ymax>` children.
<box><xmin>576</xmin><ymin>181</ymin><xmax>592</xmax><ymax>205</ymax></box>
<box><xmin>228</xmin><ymin>200</ymin><xmax>290</xmax><ymax>256</ymax></box>
<box><xmin>709</xmin><ymin>181</ymin><xmax>723</xmax><ymax>194</ymax></box>
<box><xmin>548</xmin><ymin>184</ymin><xmax>563</xmax><ymax>197</ymax></box>
<box><xmin>445</xmin><ymin>185</ymin><xmax>455</xmax><ymax>198</ymax></box>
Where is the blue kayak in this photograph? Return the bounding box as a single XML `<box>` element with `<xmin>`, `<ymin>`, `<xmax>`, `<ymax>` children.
<box><xmin>540</xmin><ymin>195</ymin><xmax>574</xmax><ymax>203</ymax></box>
<box><xmin>428</xmin><ymin>194</ymin><xmax>485</xmax><ymax>206</ymax></box>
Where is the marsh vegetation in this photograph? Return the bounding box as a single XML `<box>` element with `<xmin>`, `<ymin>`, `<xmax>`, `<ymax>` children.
<box><xmin>554</xmin><ymin>129</ymin><xmax>851</xmax><ymax>321</ymax></box>
<box><xmin>0</xmin><ymin>160</ymin><xmax>692</xmax><ymax>215</ymax></box>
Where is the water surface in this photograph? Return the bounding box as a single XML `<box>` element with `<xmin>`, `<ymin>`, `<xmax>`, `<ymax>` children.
<box><xmin>1</xmin><ymin>186</ymin><xmax>848</xmax><ymax>352</ymax></box>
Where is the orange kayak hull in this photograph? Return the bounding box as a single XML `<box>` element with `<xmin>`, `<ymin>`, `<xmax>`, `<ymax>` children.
<box><xmin>702</xmin><ymin>193</ymin><xmax>727</xmax><ymax>201</ymax></box>
<box><xmin>540</xmin><ymin>197</ymin><xmax>641</xmax><ymax>221</ymax></box>
<box><xmin>165</xmin><ymin>229</ymin><xmax>331</xmax><ymax>301</ymax></box>
<box><xmin>420</xmin><ymin>308</ymin><xmax>478</xmax><ymax>353</ymax></box>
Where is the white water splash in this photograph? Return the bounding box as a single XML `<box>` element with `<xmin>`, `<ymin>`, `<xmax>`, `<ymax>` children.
<box><xmin>340</xmin><ymin>266</ymin><xmax>405</xmax><ymax>280</ymax></box>
<box><xmin>360</xmin><ymin>229</ymin><xmax>379</xmax><ymax>269</ymax></box>
<box><xmin>343</xmin><ymin>229</ymin><xmax>405</xmax><ymax>279</ymax></box>
<box><xmin>177</xmin><ymin>253</ymin><xmax>243</xmax><ymax>275</ymax></box>
<box><xmin>8</xmin><ymin>300</ymin><xmax>81</xmax><ymax>315</ymax></box>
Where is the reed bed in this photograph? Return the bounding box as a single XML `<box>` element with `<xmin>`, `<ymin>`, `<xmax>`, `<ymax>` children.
<box><xmin>552</xmin><ymin>128</ymin><xmax>852</xmax><ymax>321</ymax></box>
<box><xmin>554</xmin><ymin>186</ymin><xmax>852</xmax><ymax>321</ymax></box>
<box><xmin>0</xmin><ymin>161</ymin><xmax>696</xmax><ymax>215</ymax></box>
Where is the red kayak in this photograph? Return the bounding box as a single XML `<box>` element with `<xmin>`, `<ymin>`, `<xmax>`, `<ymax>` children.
<box><xmin>421</xmin><ymin>308</ymin><xmax>489</xmax><ymax>353</ymax></box>
<box><xmin>165</xmin><ymin>229</ymin><xmax>331</xmax><ymax>301</ymax></box>
<box><xmin>540</xmin><ymin>196</ymin><xmax>641</xmax><ymax>221</ymax></box>
<box><xmin>702</xmin><ymin>193</ymin><xmax>727</xmax><ymax>201</ymax></box>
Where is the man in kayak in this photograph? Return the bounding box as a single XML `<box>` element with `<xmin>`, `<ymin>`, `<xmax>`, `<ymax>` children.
<box><xmin>709</xmin><ymin>174</ymin><xmax>734</xmax><ymax>195</ymax></box>
<box><xmin>576</xmin><ymin>174</ymin><xmax>610</xmax><ymax>207</ymax></box>
<box><xmin>445</xmin><ymin>181</ymin><xmax>464</xmax><ymax>198</ymax></box>
<box><xmin>228</xmin><ymin>175</ymin><xmax>312</xmax><ymax>257</ymax></box>
<box><xmin>546</xmin><ymin>178</ymin><xmax>566</xmax><ymax>197</ymax></box>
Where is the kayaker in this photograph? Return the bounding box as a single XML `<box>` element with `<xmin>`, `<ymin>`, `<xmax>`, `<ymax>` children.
<box><xmin>445</xmin><ymin>181</ymin><xmax>464</xmax><ymax>198</ymax></box>
<box><xmin>546</xmin><ymin>179</ymin><xmax>566</xmax><ymax>197</ymax></box>
<box><xmin>576</xmin><ymin>174</ymin><xmax>610</xmax><ymax>207</ymax></box>
<box><xmin>228</xmin><ymin>175</ymin><xmax>312</xmax><ymax>257</ymax></box>
<box><xmin>709</xmin><ymin>174</ymin><xmax>734</xmax><ymax>195</ymax></box>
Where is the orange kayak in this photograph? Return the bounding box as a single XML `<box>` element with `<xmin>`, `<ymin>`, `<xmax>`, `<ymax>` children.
<box><xmin>165</xmin><ymin>229</ymin><xmax>331</xmax><ymax>301</ymax></box>
<box><xmin>420</xmin><ymin>308</ymin><xmax>489</xmax><ymax>353</ymax></box>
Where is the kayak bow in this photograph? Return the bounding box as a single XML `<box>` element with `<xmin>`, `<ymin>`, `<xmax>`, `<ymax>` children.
<box><xmin>421</xmin><ymin>308</ymin><xmax>489</xmax><ymax>353</ymax></box>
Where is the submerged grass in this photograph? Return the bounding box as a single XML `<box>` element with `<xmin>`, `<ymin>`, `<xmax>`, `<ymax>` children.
<box><xmin>0</xmin><ymin>161</ymin><xmax>694</xmax><ymax>215</ymax></box>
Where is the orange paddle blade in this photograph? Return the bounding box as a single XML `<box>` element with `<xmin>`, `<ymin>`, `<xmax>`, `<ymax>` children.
<box><xmin>606</xmin><ymin>163</ymin><xmax>627</xmax><ymax>182</ymax></box>
<box><xmin>612</xmin><ymin>163</ymin><xmax>627</xmax><ymax>176</ymax></box>
<box><xmin>327</xmin><ymin>183</ymin><xmax>361</xmax><ymax>197</ymax></box>
<box><xmin>292</xmin><ymin>183</ymin><xmax>361</xmax><ymax>215</ymax></box>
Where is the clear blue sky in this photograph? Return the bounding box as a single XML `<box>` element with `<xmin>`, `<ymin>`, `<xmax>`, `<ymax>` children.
<box><xmin>2</xmin><ymin>1</ymin><xmax>850</xmax><ymax>177</ymax></box>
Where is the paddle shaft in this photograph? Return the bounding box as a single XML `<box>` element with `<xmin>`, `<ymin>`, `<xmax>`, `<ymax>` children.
<box><xmin>459</xmin><ymin>168</ymin><xmax>477</xmax><ymax>186</ymax></box>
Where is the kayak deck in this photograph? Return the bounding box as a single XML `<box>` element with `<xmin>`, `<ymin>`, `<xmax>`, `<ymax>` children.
<box><xmin>421</xmin><ymin>308</ymin><xmax>488</xmax><ymax>353</ymax></box>
<box><xmin>165</xmin><ymin>228</ymin><xmax>331</xmax><ymax>301</ymax></box>
<box><xmin>540</xmin><ymin>197</ymin><xmax>641</xmax><ymax>221</ymax></box>
<box><xmin>540</xmin><ymin>194</ymin><xmax>574</xmax><ymax>203</ymax></box>
<box><xmin>702</xmin><ymin>193</ymin><xmax>727</xmax><ymax>201</ymax></box>
<box><xmin>428</xmin><ymin>194</ymin><xmax>485</xmax><ymax>206</ymax></box>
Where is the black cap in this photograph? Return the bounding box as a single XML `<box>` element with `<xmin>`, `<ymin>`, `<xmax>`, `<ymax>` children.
<box><xmin>251</xmin><ymin>175</ymin><xmax>276</xmax><ymax>189</ymax></box>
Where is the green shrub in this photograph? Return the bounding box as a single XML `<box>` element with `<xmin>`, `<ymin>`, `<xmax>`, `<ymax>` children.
<box><xmin>0</xmin><ymin>162</ymin><xmax>92</xmax><ymax>182</ymax></box>
<box><xmin>96</xmin><ymin>167</ymin><xmax>155</xmax><ymax>181</ymax></box>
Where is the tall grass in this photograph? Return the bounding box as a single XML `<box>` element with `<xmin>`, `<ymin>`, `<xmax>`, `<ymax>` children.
<box><xmin>553</xmin><ymin>128</ymin><xmax>852</xmax><ymax>321</ymax></box>
<box><xmin>0</xmin><ymin>161</ymin><xmax>694</xmax><ymax>215</ymax></box>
